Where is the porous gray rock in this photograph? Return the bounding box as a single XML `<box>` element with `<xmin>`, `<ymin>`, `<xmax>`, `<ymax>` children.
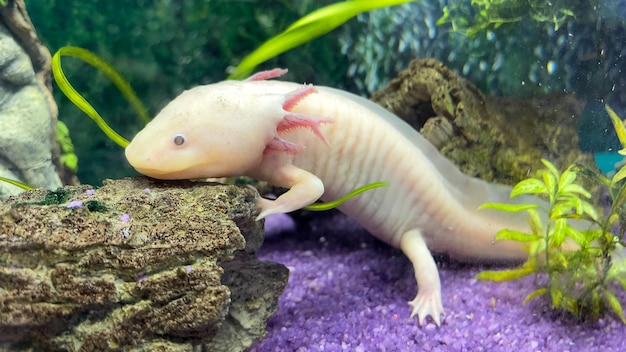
<box><xmin>0</xmin><ymin>177</ymin><xmax>288</xmax><ymax>351</ymax></box>
<box><xmin>0</xmin><ymin>19</ymin><xmax>61</xmax><ymax>198</ymax></box>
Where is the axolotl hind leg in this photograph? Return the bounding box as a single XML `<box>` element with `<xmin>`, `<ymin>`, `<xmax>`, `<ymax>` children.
<box><xmin>400</xmin><ymin>229</ymin><xmax>445</xmax><ymax>326</ymax></box>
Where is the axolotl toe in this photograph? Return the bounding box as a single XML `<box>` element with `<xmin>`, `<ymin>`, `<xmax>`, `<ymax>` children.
<box><xmin>125</xmin><ymin>68</ymin><xmax>545</xmax><ymax>326</ymax></box>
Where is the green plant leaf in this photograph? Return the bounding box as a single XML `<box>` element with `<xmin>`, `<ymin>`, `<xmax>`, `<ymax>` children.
<box><xmin>228</xmin><ymin>0</ymin><xmax>414</xmax><ymax>79</ymax></box>
<box><xmin>606</xmin><ymin>105</ymin><xmax>626</xmax><ymax>149</ymax></box>
<box><xmin>553</xmin><ymin>195</ymin><xmax>597</xmax><ymax>220</ymax></box>
<box><xmin>495</xmin><ymin>229</ymin><xmax>542</xmax><ymax>242</ymax></box>
<box><xmin>566</xmin><ymin>226</ymin><xmax>592</xmax><ymax>247</ymax></box>
<box><xmin>560</xmin><ymin>183</ymin><xmax>591</xmax><ymax>198</ymax></box>
<box><xmin>542</xmin><ymin>170</ymin><xmax>557</xmax><ymax>197</ymax></box>
<box><xmin>550</xmin><ymin>287</ymin><xmax>564</xmax><ymax>307</ymax></box>
<box><xmin>541</xmin><ymin>159</ymin><xmax>560</xmax><ymax>179</ymax></box>
<box><xmin>607</xmin><ymin>250</ymin><xmax>626</xmax><ymax>286</ymax></box>
<box><xmin>613</xmin><ymin>183</ymin><xmax>626</xmax><ymax>211</ymax></box>
<box><xmin>528</xmin><ymin>237</ymin><xmax>547</xmax><ymax>256</ymax></box>
<box><xmin>612</xmin><ymin>165</ymin><xmax>626</xmax><ymax>186</ymax></box>
<box><xmin>605</xmin><ymin>290</ymin><xmax>626</xmax><ymax>324</ymax></box>
<box><xmin>549</xmin><ymin>218</ymin><xmax>567</xmax><ymax>247</ymax></box>
<box><xmin>522</xmin><ymin>287</ymin><xmax>547</xmax><ymax>304</ymax></box>
<box><xmin>510</xmin><ymin>178</ymin><xmax>547</xmax><ymax>197</ymax></box>
<box><xmin>475</xmin><ymin>266</ymin><xmax>536</xmax><ymax>282</ymax></box>
<box><xmin>478</xmin><ymin>202</ymin><xmax>539</xmax><ymax>212</ymax></box>
<box><xmin>558</xmin><ymin>166</ymin><xmax>577</xmax><ymax>189</ymax></box>
<box><xmin>551</xmin><ymin>201</ymin><xmax>576</xmax><ymax>219</ymax></box>
<box><xmin>580</xmin><ymin>200</ymin><xmax>599</xmax><ymax>221</ymax></box>
<box><xmin>526</xmin><ymin>208</ymin><xmax>544</xmax><ymax>235</ymax></box>
<box><xmin>608</xmin><ymin>213</ymin><xmax>620</xmax><ymax>228</ymax></box>
<box><xmin>56</xmin><ymin>121</ymin><xmax>78</xmax><ymax>171</ymax></box>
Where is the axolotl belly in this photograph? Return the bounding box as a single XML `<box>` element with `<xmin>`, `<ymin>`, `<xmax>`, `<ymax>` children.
<box><xmin>124</xmin><ymin>69</ymin><xmax>540</xmax><ymax>326</ymax></box>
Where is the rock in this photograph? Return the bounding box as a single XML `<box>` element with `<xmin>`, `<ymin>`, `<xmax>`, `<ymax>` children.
<box><xmin>0</xmin><ymin>16</ymin><xmax>61</xmax><ymax>198</ymax></box>
<box><xmin>371</xmin><ymin>58</ymin><xmax>596</xmax><ymax>186</ymax></box>
<box><xmin>0</xmin><ymin>178</ymin><xmax>288</xmax><ymax>351</ymax></box>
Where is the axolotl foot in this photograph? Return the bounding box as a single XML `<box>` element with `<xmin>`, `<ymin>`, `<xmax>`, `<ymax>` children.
<box><xmin>408</xmin><ymin>288</ymin><xmax>445</xmax><ymax>326</ymax></box>
<box><xmin>400</xmin><ymin>229</ymin><xmax>445</xmax><ymax>326</ymax></box>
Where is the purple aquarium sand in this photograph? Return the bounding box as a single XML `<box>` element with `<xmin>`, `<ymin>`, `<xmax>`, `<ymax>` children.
<box><xmin>251</xmin><ymin>211</ymin><xmax>626</xmax><ymax>352</ymax></box>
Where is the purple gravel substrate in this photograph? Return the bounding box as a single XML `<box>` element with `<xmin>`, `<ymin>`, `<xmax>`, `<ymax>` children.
<box><xmin>250</xmin><ymin>211</ymin><xmax>626</xmax><ymax>352</ymax></box>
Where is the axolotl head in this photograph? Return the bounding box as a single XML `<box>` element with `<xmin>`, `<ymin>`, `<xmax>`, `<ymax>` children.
<box><xmin>125</xmin><ymin>81</ymin><xmax>285</xmax><ymax>179</ymax></box>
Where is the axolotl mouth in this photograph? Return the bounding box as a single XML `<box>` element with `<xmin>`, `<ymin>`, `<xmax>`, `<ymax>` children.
<box><xmin>124</xmin><ymin>147</ymin><xmax>189</xmax><ymax>180</ymax></box>
<box><xmin>125</xmin><ymin>158</ymin><xmax>211</xmax><ymax>180</ymax></box>
<box><xmin>125</xmin><ymin>144</ymin><xmax>238</xmax><ymax>180</ymax></box>
<box><xmin>128</xmin><ymin>167</ymin><xmax>180</xmax><ymax>180</ymax></box>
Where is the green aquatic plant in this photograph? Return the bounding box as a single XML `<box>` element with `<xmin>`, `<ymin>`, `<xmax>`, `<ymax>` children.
<box><xmin>57</xmin><ymin>120</ymin><xmax>78</xmax><ymax>172</ymax></box>
<box><xmin>477</xmin><ymin>106</ymin><xmax>626</xmax><ymax>323</ymax></box>
<box><xmin>227</xmin><ymin>0</ymin><xmax>414</xmax><ymax>80</ymax></box>
<box><xmin>0</xmin><ymin>177</ymin><xmax>33</xmax><ymax>191</ymax></box>
<box><xmin>303</xmin><ymin>182</ymin><xmax>388</xmax><ymax>211</ymax></box>
<box><xmin>437</xmin><ymin>0</ymin><xmax>576</xmax><ymax>37</ymax></box>
<box><xmin>51</xmin><ymin>46</ymin><xmax>149</xmax><ymax>148</ymax></box>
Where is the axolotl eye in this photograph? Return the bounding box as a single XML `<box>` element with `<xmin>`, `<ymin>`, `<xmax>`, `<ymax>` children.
<box><xmin>173</xmin><ymin>134</ymin><xmax>186</xmax><ymax>146</ymax></box>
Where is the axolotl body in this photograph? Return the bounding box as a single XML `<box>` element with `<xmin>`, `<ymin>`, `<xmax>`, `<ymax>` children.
<box><xmin>125</xmin><ymin>69</ymin><xmax>540</xmax><ymax>326</ymax></box>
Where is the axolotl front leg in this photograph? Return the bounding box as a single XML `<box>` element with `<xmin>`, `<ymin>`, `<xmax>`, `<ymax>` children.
<box><xmin>255</xmin><ymin>163</ymin><xmax>325</xmax><ymax>220</ymax></box>
<box><xmin>247</xmin><ymin>72</ymin><xmax>332</xmax><ymax>220</ymax></box>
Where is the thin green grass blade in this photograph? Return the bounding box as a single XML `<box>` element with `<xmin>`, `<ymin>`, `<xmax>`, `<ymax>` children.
<box><xmin>304</xmin><ymin>182</ymin><xmax>388</xmax><ymax>211</ymax></box>
<box><xmin>478</xmin><ymin>203</ymin><xmax>539</xmax><ymax>212</ymax></box>
<box><xmin>494</xmin><ymin>229</ymin><xmax>542</xmax><ymax>242</ymax></box>
<box><xmin>228</xmin><ymin>0</ymin><xmax>414</xmax><ymax>79</ymax></box>
<box><xmin>0</xmin><ymin>177</ymin><xmax>34</xmax><ymax>190</ymax></box>
<box><xmin>52</xmin><ymin>46</ymin><xmax>150</xmax><ymax>148</ymax></box>
<box><xmin>475</xmin><ymin>266</ymin><xmax>536</xmax><ymax>282</ymax></box>
<box><xmin>522</xmin><ymin>287</ymin><xmax>547</xmax><ymax>304</ymax></box>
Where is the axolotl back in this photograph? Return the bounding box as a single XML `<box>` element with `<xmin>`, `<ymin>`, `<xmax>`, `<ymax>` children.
<box><xmin>125</xmin><ymin>69</ymin><xmax>543</xmax><ymax>326</ymax></box>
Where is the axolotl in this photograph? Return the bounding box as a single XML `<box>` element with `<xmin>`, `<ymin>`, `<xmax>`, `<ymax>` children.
<box><xmin>125</xmin><ymin>69</ymin><xmax>542</xmax><ymax>326</ymax></box>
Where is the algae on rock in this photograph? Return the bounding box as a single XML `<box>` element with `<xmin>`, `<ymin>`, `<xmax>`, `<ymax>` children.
<box><xmin>0</xmin><ymin>177</ymin><xmax>288</xmax><ymax>352</ymax></box>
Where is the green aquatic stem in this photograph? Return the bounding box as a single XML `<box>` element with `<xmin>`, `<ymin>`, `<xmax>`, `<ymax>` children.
<box><xmin>303</xmin><ymin>182</ymin><xmax>388</xmax><ymax>211</ymax></box>
<box><xmin>51</xmin><ymin>46</ymin><xmax>150</xmax><ymax>148</ymax></box>
<box><xmin>228</xmin><ymin>0</ymin><xmax>414</xmax><ymax>80</ymax></box>
<box><xmin>0</xmin><ymin>177</ymin><xmax>34</xmax><ymax>190</ymax></box>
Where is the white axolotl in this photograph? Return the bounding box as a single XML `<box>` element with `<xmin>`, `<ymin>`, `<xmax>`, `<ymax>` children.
<box><xmin>125</xmin><ymin>68</ymin><xmax>543</xmax><ymax>326</ymax></box>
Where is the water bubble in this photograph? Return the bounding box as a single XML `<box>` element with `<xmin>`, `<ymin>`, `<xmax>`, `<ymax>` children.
<box><xmin>463</xmin><ymin>63</ymin><xmax>471</xmax><ymax>75</ymax></box>
<box><xmin>492</xmin><ymin>53</ymin><xmax>504</xmax><ymax>71</ymax></box>
<box><xmin>547</xmin><ymin>60</ymin><xmax>558</xmax><ymax>74</ymax></box>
